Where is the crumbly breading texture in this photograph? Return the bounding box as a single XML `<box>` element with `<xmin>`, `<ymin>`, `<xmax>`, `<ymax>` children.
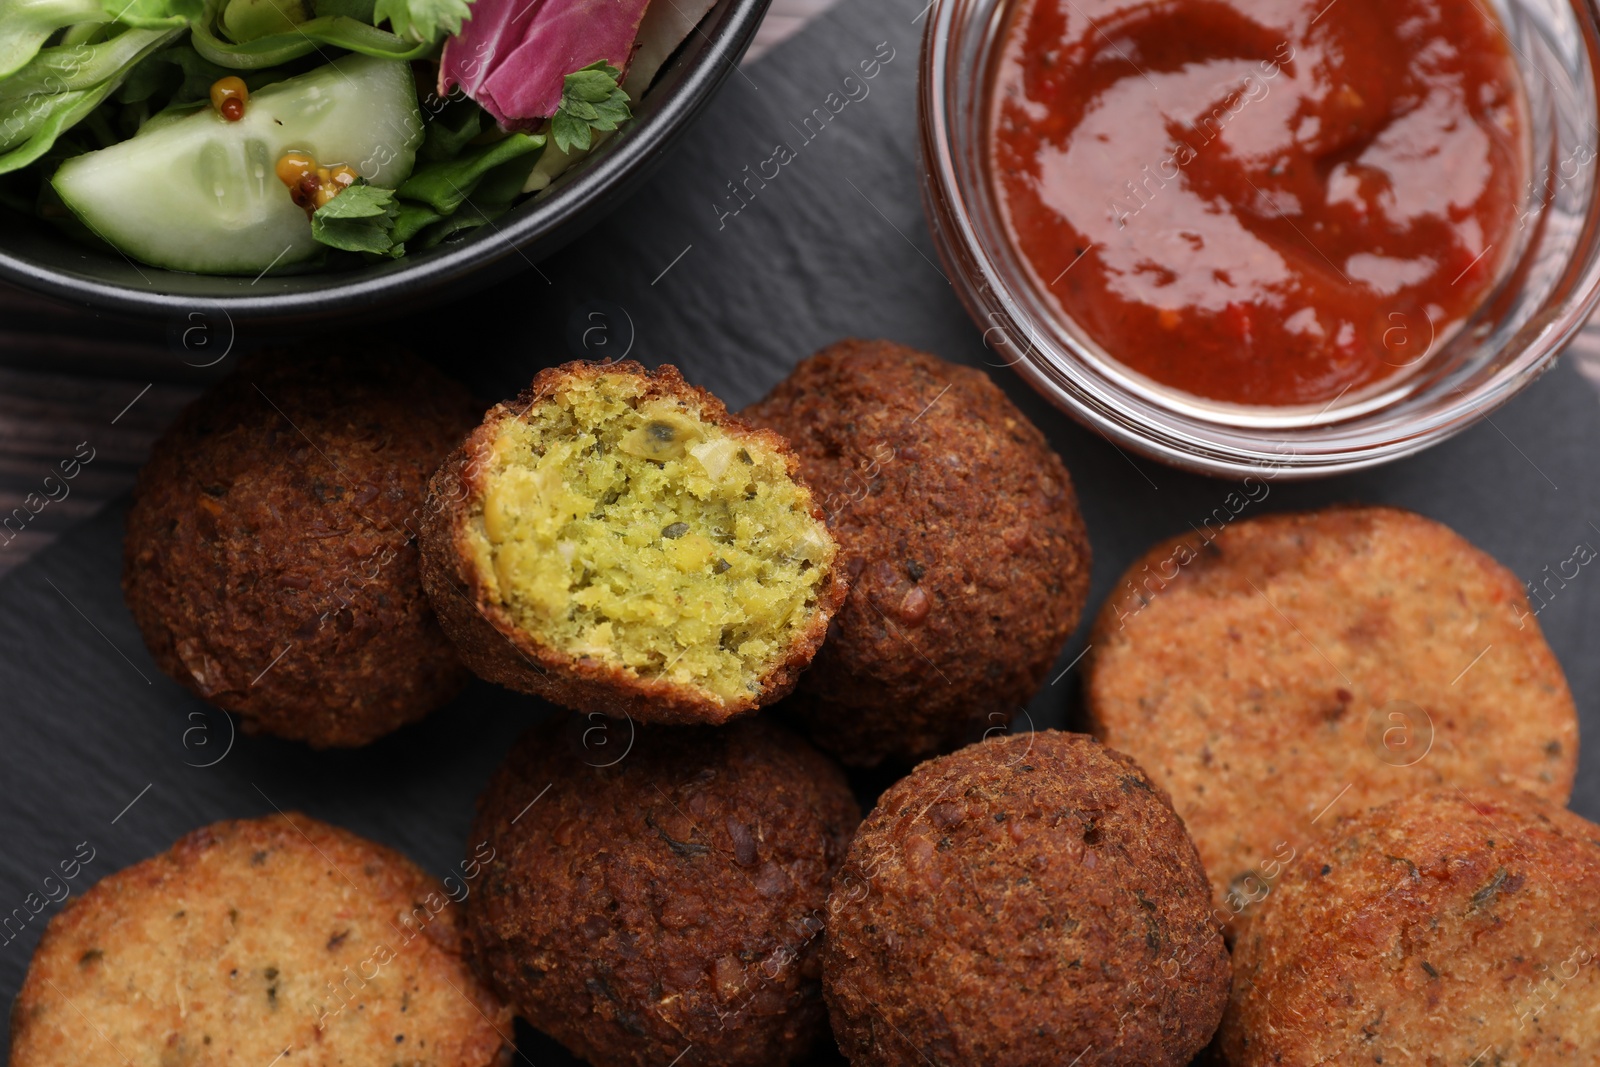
<box><xmin>467</xmin><ymin>369</ymin><xmax>834</xmax><ymax>704</ymax></box>
<box><xmin>9</xmin><ymin>814</ymin><xmax>510</xmax><ymax>1067</ymax></box>
<box><xmin>824</xmin><ymin>731</ymin><xmax>1229</xmax><ymax>1067</ymax></box>
<box><xmin>122</xmin><ymin>349</ymin><xmax>477</xmax><ymax>747</ymax></box>
<box><xmin>1222</xmin><ymin>788</ymin><xmax>1600</xmax><ymax>1065</ymax></box>
<box><xmin>466</xmin><ymin>716</ymin><xmax>860</xmax><ymax>1067</ymax></box>
<box><xmin>1085</xmin><ymin>506</ymin><xmax>1577</xmax><ymax>928</ymax></box>
<box><xmin>745</xmin><ymin>339</ymin><xmax>1091</xmax><ymax>766</ymax></box>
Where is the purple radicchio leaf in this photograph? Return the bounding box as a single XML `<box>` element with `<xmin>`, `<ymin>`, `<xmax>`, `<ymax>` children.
<box><xmin>439</xmin><ymin>0</ymin><xmax>652</xmax><ymax>126</ymax></box>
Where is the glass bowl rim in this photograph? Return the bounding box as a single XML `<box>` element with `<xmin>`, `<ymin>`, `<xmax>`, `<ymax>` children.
<box><xmin>918</xmin><ymin>0</ymin><xmax>1600</xmax><ymax>479</ymax></box>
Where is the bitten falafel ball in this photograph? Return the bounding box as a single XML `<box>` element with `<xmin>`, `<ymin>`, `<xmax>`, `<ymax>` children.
<box><xmin>824</xmin><ymin>731</ymin><xmax>1229</xmax><ymax>1067</ymax></box>
<box><xmin>419</xmin><ymin>360</ymin><xmax>846</xmax><ymax>725</ymax></box>
<box><xmin>745</xmin><ymin>340</ymin><xmax>1091</xmax><ymax>766</ymax></box>
<box><xmin>466</xmin><ymin>715</ymin><xmax>861</xmax><ymax>1067</ymax></box>
<box><xmin>1085</xmin><ymin>506</ymin><xmax>1578</xmax><ymax>931</ymax></box>
<box><xmin>1221</xmin><ymin>788</ymin><xmax>1600</xmax><ymax>1065</ymax></box>
<box><xmin>9</xmin><ymin>814</ymin><xmax>511</xmax><ymax>1067</ymax></box>
<box><xmin>123</xmin><ymin>350</ymin><xmax>478</xmax><ymax>747</ymax></box>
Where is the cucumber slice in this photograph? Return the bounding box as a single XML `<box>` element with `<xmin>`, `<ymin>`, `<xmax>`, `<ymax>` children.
<box><xmin>52</xmin><ymin>54</ymin><xmax>422</xmax><ymax>274</ymax></box>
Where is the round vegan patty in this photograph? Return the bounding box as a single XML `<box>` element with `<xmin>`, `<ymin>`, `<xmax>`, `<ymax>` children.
<box><xmin>420</xmin><ymin>360</ymin><xmax>845</xmax><ymax>726</ymax></box>
<box><xmin>465</xmin><ymin>715</ymin><xmax>860</xmax><ymax>1067</ymax></box>
<box><xmin>1084</xmin><ymin>506</ymin><xmax>1578</xmax><ymax>929</ymax></box>
<box><xmin>745</xmin><ymin>339</ymin><xmax>1091</xmax><ymax>766</ymax></box>
<box><xmin>1222</xmin><ymin>788</ymin><xmax>1600</xmax><ymax>1064</ymax></box>
<box><xmin>823</xmin><ymin>730</ymin><xmax>1229</xmax><ymax>1066</ymax></box>
<box><xmin>123</xmin><ymin>349</ymin><xmax>477</xmax><ymax>747</ymax></box>
<box><xmin>9</xmin><ymin>814</ymin><xmax>510</xmax><ymax>1067</ymax></box>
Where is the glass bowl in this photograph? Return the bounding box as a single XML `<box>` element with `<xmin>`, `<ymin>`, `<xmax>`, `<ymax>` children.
<box><xmin>920</xmin><ymin>0</ymin><xmax>1600</xmax><ymax>478</ymax></box>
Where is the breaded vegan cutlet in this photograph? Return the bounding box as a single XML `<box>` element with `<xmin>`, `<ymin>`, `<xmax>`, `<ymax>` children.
<box><xmin>420</xmin><ymin>360</ymin><xmax>845</xmax><ymax>725</ymax></box>
<box><xmin>1085</xmin><ymin>506</ymin><xmax>1578</xmax><ymax>930</ymax></box>
<box><xmin>466</xmin><ymin>715</ymin><xmax>861</xmax><ymax>1067</ymax></box>
<box><xmin>824</xmin><ymin>731</ymin><xmax>1229</xmax><ymax>1067</ymax></box>
<box><xmin>745</xmin><ymin>340</ymin><xmax>1091</xmax><ymax>766</ymax></box>
<box><xmin>9</xmin><ymin>814</ymin><xmax>511</xmax><ymax>1067</ymax></box>
<box><xmin>123</xmin><ymin>349</ymin><xmax>478</xmax><ymax>747</ymax></box>
<box><xmin>1222</xmin><ymin>788</ymin><xmax>1600</xmax><ymax>1065</ymax></box>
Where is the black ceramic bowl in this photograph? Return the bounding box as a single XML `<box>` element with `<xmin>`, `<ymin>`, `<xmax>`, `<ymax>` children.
<box><xmin>0</xmin><ymin>0</ymin><xmax>769</xmax><ymax>324</ymax></box>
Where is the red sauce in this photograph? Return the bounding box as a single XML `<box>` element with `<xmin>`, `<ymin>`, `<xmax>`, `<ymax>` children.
<box><xmin>989</xmin><ymin>0</ymin><xmax>1528</xmax><ymax>406</ymax></box>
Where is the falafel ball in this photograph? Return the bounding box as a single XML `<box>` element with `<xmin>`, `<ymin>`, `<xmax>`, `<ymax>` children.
<box><xmin>1221</xmin><ymin>788</ymin><xmax>1600</xmax><ymax>1064</ymax></box>
<box><xmin>123</xmin><ymin>349</ymin><xmax>478</xmax><ymax>747</ymax></box>
<box><xmin>1084</xmin><ymin>506</ymin><xmax>1578</xmax><ymax>930</ymax></box>
<box><xmin>744</xmin><ymin>339</ymin><xmax>1091</xmax><ymax>766</ymax></box>
<box><xmin>419</xmin><ymin>360</ymin><xmax>846</xmax><ymax>726</ymax></box>
<box><xmin>824</xmin><ymin>731</ymin><xmax>1229</xmax><ymax>1067</ymax></box>
<box><xmin>9</xmin><ymin>814</ymin><xmax>511</xmax><ymax>1067</ymax></box>
<box><xmin>466</xmin><ymin>715</ymin><xmax>860</xmax><ymax>1067</ymax></box>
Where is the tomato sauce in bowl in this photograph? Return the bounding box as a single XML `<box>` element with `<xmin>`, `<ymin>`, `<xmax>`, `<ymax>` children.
<box><xmin>988</xmin><ymin>0</ymin><xmax>1529</xmax><ymax>407</ymax></box>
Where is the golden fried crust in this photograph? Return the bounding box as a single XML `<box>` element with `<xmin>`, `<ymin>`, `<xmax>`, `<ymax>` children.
<box><xmin>9</xmin><ymin>814</ymin><xmax>511</xmax><ymax>1067</ymax></box>
<box><xmin>1084</xmin><ymin>506</ymin><xmax>1578</xmax><ymax>932</ymax></box>
<box><xmin>122</xmin><ymin>350</ymin><xmax>478</xmax><ymax>747</ymax></box>
<box><xmin>465</xmin><ymin>716</ymin><xmax>861</xmax><ymax>1067</ymax></box>
<box><xmin>745</xmin><ymin>339</ymin><xmax>1092</xmax><ymax>766</ymax></box>
<box><xmin>419</xmin><ymin>360</ymin><xmax>846</xmax><ymax>726</ymax></box>
<box><xmin>823</xmin><ymin>731</ymin><xmax>1230</xmax><ymax>1067</ymax></box>
<box><xmin>1221</xmin><ymin>789</ymin><xmax>1600</xmax><ymax>1065</ymax></box>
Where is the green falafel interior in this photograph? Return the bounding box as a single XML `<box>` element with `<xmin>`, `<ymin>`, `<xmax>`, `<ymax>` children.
<box><xmin>466</xmin><ymin>370</ymin><xmax>835</xmax><ymax>702</ymax></box>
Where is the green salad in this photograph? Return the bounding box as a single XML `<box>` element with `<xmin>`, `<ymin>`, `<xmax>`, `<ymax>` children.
<box><xmin>0</xmin><ymin>0</ymin><xmax>714</xmax><ymax>273</ymax></box>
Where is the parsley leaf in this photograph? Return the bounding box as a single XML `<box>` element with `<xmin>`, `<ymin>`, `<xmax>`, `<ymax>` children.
<box><xmin>310</xmin><ymin>181</ymin><xmax>402</xmax><ymax>256</ymax></box>
<box><xmin>372</xmin><ymin>0</ymin><xmax>470</xmax><ymax>43</ymax></box>
<box><xmin>551</xmin><ymin>61</ymin><xmax>629</xmax><ymax>153</ymax></box>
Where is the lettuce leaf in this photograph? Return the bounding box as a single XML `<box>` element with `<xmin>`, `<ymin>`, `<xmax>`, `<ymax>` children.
<box><xmin>405</xmin><ymin>141</ymin><xmax>529</xmax><ymax>248</ymax></box>
<box><xmin>397</xmin><ymin>129</ymin><xmax>542</xmax><ymax>213</ymax></box>
<box><xmin>109</xmin><ymin>0</ymin><xmax>205</xmax><ymax>26</ymax></box>
<box><xmin>0</xmin><ymin>25</ymin><xmax>180</xmax><ymax>174</ymax></box>
<box><xmin>188</xmin><ymin>10</ymin><xmax>429</xmax><ymax>66</ymax></box>
<box><xmin>0</xmin><ymin>0</ymin><xmax>198</xmax><ymax>79</ymax></box>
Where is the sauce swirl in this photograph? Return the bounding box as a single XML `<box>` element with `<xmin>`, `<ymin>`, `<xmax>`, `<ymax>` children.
<box><xmin>989</xmin><ymin>0</ymin><xmax>1528</xmax><ymax>406</ymax></box>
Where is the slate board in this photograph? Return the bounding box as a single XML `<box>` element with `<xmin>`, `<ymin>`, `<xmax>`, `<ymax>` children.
<box><xmin>2</xmin><ymin>0</ymin><xmax>1599</xmax><ymax>1062</ymax></box>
